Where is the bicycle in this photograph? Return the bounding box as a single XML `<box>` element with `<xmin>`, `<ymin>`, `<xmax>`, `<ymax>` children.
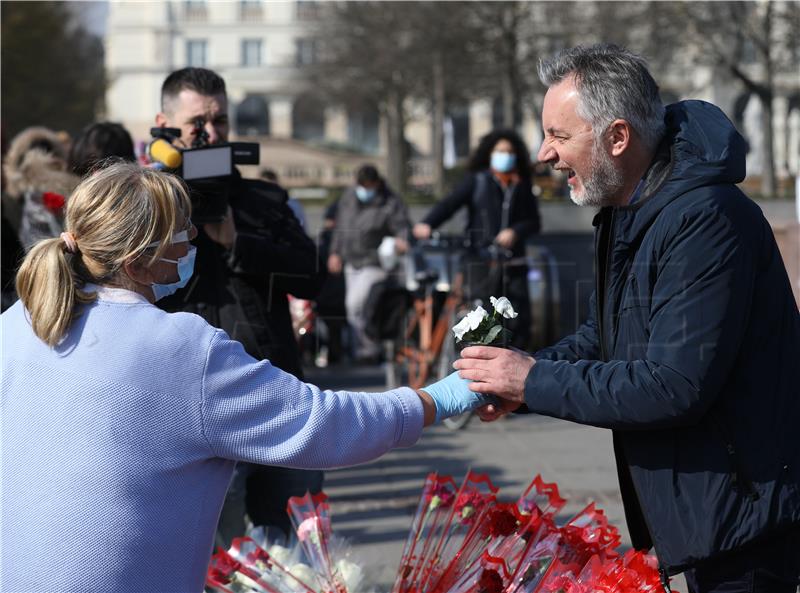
<box><xmin>385</xmin><ymin>236</ymin><xmax>517</xmax><ymax>430</ymax></box>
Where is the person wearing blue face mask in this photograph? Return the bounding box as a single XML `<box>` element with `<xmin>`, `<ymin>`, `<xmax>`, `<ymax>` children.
<box><xmin>413</xmin><ymin>129</ymin><xmax>541</xmax><ymax>349</ymax></box>
<box><xmin>149</xmin><ymin>227</ymin><xmax>198</xmax><ymax>301</ymax></box>
<box><xmin>328</xmin><ymin>164</ymin><xmax>411</xmax><ymax>363</ymax></box>
<box><xmin>1</xmin><ymin>162</ymin><xmax>493</xmax><ymax>593</ymax></box>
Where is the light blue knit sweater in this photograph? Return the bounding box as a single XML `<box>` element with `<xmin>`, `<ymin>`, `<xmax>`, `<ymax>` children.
<box><xmin>1</xmin><ymin>288</ymin><xmax>423</xmax><ymax>593</ymax></box>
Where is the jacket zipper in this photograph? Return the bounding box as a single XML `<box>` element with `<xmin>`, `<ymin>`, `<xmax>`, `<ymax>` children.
<box><xmin>598</xmin><ymin>209</ymin><xmax>676</xmax><ymax>590</ymax></box>
<box><xmin>596</xmin><ymin>209</ymin><xmax>615</xmax><ymax>361</ymax></box>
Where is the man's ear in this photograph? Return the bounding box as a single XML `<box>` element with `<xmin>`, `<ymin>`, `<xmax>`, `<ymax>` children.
<box><xmin>155</xmin><ymin>112</ymin><xmax>169</xmax><ymax>128</ymax></box>
<box><xmin>608</xmin><ymin>119</ymin><xmax>632</xmax><ymax>157</ymax></box>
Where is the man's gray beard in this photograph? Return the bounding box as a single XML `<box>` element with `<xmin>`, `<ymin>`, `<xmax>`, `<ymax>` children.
<box><xmin>569</xmin><ymin>141</ymin><xmax>624</xmax><ymax>207</ymax></box>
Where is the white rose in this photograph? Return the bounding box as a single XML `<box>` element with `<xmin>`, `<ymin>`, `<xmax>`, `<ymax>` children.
<box><xmin>452</xmin><ymin>315</ymin><xmax>472</xmax><ymax>341</ymax></box>
<box><xmin>335</xmin><ymin>559</ymin><xmax>363</xmax><ymax>592</ymax></box>
<box><xmin>287</xmin><ymin>563</ymin><xmax>318</xmax><ymax>591</ymax></box>
<box><xmin>267</xmin><ymin>544</ymin><xmax>292</xmax><ymax>566</ymax></box>
<box><xmin>466</xmin><ymin>306</ymin><xmax>489</xmax><ymax>329</ymax></box>
<box><xmin>490</xmin><ymin>296</ymin><xmax>518</xmax><ymax>319</ymax></box>
<box><xmin>452</xmin><ymin>306</ymin><xmax>489</xmax><ymax>341</ymax></box>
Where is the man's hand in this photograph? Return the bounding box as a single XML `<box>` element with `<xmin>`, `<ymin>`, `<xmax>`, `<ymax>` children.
<box><xmin>327</xmin><ymin>253</ymin><xmax>343</xmax><ymax>274</ymax></box>
<box><xmin>394</xmin><ymin>237</ymin><xmax>409</xmax><ymax>254</ymax></box>
<box><xmin>412</xmin><ymin>222</ymin><xmax>432</xmax><ymax>240</ymax></box>
<box><xmin>475</xmin><ymin>398</ymin><xmax>522</xmax><ymax>422</ymax></box>
<box><xmin>494</xmin><ymin>228</ymin><xmax>517</xmax><ymax>249</ymax></box>
<box><xmin>453</xmin><ymin>346</ymin><xmax>535</xmax><ymax>403</ymax></box>
<box><xmin>204</xmin><ymin>206</ymin><xmax>237</xmax><ymax>250</ymax></box>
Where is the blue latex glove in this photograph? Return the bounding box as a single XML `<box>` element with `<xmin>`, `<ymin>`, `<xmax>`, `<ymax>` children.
<box><xmin>421</xmin><ymin>371</ymin><xmax>497</xmax><ymax>424</ymax></box>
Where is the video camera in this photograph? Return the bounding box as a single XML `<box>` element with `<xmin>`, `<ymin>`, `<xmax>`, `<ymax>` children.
<box><xmin>149</xmin><ymin>122</ymin><xmax>260</xmax><ymax>223</ymax></box>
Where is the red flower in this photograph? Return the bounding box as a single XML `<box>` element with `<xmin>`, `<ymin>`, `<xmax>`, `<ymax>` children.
<box><xmin>478</xmin><ymin>568</ymin><xmax>504</xmax><ymax>593</ymax></box>
<box><xmin>42</xmin><ymin>191</ymin><xmax>66</xmax><ymax>213</ymax></box>
<box><xmin>207</xmin><ymin>549</ymin><xmax>242</xmax><ymax>583</ymax></box>
<box><xmin>426</xmin><ymin>481</ymin><xmax>455</xmax><ymax>509</ymax></box>
<box><xmin>487</xmin><ymin>507</ymin><xmax>518</xmax><ymax>538</ymax></box>
<box><xmin>455</xmin><ymin>491</ymin><xmax>486</xmax><ymax>524</ymax></box>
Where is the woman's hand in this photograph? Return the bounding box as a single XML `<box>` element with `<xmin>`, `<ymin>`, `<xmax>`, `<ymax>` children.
<box><xmin>327</xmin><ymin>253</ymin><xmax>343</xmax><ymax>274</ymax></box>
<box><xmin>494</xmin><ymin>228</ymin><xmax>517</xmax><ymax>249</ymax></box>
<box><xmin>413</xmin><ymin>223</ymin><xmax>432</xmax><ymax>240</ymax></box>
<box><xmin>419</xmin><ymin>371</ymin><xmax>496</xmax><ymax>425</ymax></box>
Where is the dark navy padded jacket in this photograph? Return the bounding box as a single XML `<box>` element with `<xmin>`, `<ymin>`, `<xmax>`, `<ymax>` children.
<box><xmin>525</xmin><ymin>100</ymin><xmax>800</xmax><ymax>573</ymax></box>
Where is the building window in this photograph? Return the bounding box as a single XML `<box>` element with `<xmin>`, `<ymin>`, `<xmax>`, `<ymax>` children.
<box><xmin>236</xmin><ymin>95</ymin><xmax>270</xmax><ymax>136</ymax></box>
<box><xmin>296</xmin><ymin>0</ymin><xmax>320</xmax><ymax>20</ymax></box>
<box><xmin>186</xmin><ymin>40</ymin><xmax>207</xmax><ymax>67</ymax></box>
<box><xmin>240</xmin><ymin>0</ymin><xmax>263</xmax><ymax>21</ymax></box>
<box><xmin>295</xmin><ymin>38</ymin><xmax>317</xmax><ymax>66</ymax></box>
<box><xmin>348</xmin><ymin>104</ymin><xmax>380</xmax><ymax>154</ymax></box>
<box><xmin>184</xmin><ymin>0</ymin><xmax>207</xmax><ymax>21</ymax></box>
<box><xmin>241</xmin><ymin>39</ymin><xmax>262</xmax><ymax>67</ymax></box>
<box><xmin>292</xmin><ymin>94</ymin><xmax>325</xmax><ymax>142</ymax></box>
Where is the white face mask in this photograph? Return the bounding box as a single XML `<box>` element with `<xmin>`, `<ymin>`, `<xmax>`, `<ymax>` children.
<box><xmin>145</xmin><ymin>223</ymin><xmax>196</xmax><ymax>301</ymax></box>
<box><xmin>151</xmin><ymin>245</ymin><xmax>197</xmax><ymax>301</ymax></box>
<box><xmin>355</xmin><ymin>185</ymin><xmax>377</xmax><ymax>202</ymax></box>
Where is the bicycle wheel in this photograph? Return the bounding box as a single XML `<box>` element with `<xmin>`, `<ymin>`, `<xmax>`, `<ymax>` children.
<box><xmin>384</xmin><ymin>338</ymin><xmax>406</xmax><ymax>389</ymax></box>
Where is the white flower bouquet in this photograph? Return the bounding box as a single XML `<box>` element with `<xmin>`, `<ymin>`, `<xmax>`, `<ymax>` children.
<box><xmin>451</xmin><ymin>296</ymin><xmax>518</xmax><ymax>348</ymax></box>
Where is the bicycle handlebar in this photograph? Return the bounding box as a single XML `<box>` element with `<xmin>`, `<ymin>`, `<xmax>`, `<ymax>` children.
<box><xmin>411</xmin><ymin>234</ymin><xmax>514</xmax><ymax>261</ymax></box>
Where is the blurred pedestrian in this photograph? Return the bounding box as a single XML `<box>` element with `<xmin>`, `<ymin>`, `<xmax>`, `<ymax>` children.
<box><xmin>2</xmin><ymin>126</ymin><xmax>80</xmax><ymax>249</ymax></box>
<box><xmin>413</xmin><ymin>129</ymin><xmax>541</xmax><ymax>348</ymax></box>
<box><xmin>456</xmin><ymin>44</ymin><xmax>800</xmax><ymax>591</ymax></box>
<box><xmin>328</xmin><ymin>164</ymin><xmax>410</xmax><ymax>362</ymax></box>
<box><xmin>1</xmin><ymin>162</ymin><xmax>489</xmax><ymax>593</ymax></box>
<box><xmin>69</xmin><ymin>121</ymin><xmax>136</xmax><ymax>177</ymax></box>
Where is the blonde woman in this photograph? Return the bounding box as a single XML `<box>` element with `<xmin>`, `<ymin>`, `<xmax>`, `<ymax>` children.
<box><xmin>1</xmin><ymin>163</ymin><xmax>489</xmax><ymax>593</ymax></box>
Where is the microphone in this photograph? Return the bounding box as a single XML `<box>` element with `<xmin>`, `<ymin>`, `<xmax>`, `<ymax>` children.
<box><xmin>148</xmin><ymin>138</ymin><xmax>182</xmax><ymax>169</ymax></box>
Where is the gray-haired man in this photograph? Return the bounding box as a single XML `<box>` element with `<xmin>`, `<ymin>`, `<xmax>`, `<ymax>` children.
<box><xmin>456</xmin><ymin>44</ymin><xmax>800</xmax><ymax>592</ymax></box>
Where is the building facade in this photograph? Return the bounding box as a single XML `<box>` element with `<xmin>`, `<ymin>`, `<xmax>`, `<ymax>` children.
<box><xmin>105</xmin><ymin>0</ymin><xmax>799</xmax><ymax>190</ymax></box>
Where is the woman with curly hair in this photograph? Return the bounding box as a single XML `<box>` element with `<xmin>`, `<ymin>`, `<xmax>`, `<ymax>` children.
<box><xmin>413</xmin><ymin>129</ymin><xmax>541</xmax><ymax>348</ymax></box>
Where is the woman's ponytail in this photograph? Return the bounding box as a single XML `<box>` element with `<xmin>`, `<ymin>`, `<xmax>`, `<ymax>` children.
<box><xmin>16</xmin><ymin>238</ymin><xmax>83</xmax><ymax>347</ymax></box>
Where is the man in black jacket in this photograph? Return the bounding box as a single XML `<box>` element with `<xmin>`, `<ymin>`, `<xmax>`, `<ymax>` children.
<box><xmin>456</xmin><ymin>45</ymin><xmax>800</xmax><ymax>592</ymax></box>
<box><xmin>154</xmin><ymin>68</ymin><xmax>325</xmax><ymax>545</ymax></box>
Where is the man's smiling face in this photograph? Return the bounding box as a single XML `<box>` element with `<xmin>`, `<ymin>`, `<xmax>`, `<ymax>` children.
<box><xmin>537</xmin><ymin>75</ymin><xmax>622</xmax><ymax>207</ymax></box>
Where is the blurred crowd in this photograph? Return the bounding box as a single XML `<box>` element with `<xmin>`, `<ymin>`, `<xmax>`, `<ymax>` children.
<box><xmin>0</xmin><ymin>66</ymin><xmax>543</xmax><ymax>554</ymax></box>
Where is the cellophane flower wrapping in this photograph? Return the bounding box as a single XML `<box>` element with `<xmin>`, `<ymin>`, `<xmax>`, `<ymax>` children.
<box><xmin>207</xmin><ymin>472</ymin><xmax>676</xmax><ymax>593</ymax></box>
<box><xmin>287</xmin><ymin>491</ymin><xmax>349</xmax><ymax>593</ymax></box>
<box><xmin>204</xmin><ymin>528</ymin><xmax>367</xmax><ymax>593</ymax></box>
<box><xmin>205</xmin><ymin>537</ymin><xmax>318</xmax><ymax>593</ymax></box>
<box><xmin>392</xmin><ymin>471</ymin><xmax>499</xmax><ymax>593</ymax></box>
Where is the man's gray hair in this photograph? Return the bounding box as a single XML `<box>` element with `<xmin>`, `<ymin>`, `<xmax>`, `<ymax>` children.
<box><xmin>538</xmin><ymin>44</ymin><xmax>665</xmax><ymax>152</ymax></box>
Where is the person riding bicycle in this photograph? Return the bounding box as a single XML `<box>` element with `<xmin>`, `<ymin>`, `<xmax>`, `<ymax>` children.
<box><xmin>412</xmin><ymin>129</ymin><xmax>541</xmax><ymax>348</ymax></box>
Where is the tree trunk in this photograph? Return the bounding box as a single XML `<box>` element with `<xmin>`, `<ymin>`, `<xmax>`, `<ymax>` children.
<box><xmin>385</xmin><ymin>86</ymin><xmax>408</xmax><ymax>194</ymax></box>
<box><xmin>432</xmin><ymin>50</ymin><xmax>446</xmax><ymax>196</ymax></box>
<box><xmin>760</xmin><ymin>92</ymin><xmax>777</xmax><ymax>197</ymax></box>
<box><xmin>760</xmin><ymin>1</ymin><xmax>777</xmax><ymax>197</ymax></box>
<box><xmin>501</xmin><ymin>6</ymin><xmax>516</xmax><ymax>129</ymax></box>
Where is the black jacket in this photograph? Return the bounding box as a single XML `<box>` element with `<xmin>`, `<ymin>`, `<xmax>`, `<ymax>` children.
<box><xmin>422</xmin><ymin>170</ymin><xmax>540</xmax><ymax>257</ymax></box>
<box><xmin>159</xmin><ymin>172</ymin><xmax>325</xmax><ymax>378</ymax></box>
<box><xmin>524</xmin><ymin>101</ymin><xmax>800</xmax><ymax>572</ymax></box>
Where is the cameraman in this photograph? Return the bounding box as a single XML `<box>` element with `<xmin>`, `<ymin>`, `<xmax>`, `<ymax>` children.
<box><xmin>153</xmin><ymin>67</ymin><xmax>325</xmax><ymax>545</ymax></box>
